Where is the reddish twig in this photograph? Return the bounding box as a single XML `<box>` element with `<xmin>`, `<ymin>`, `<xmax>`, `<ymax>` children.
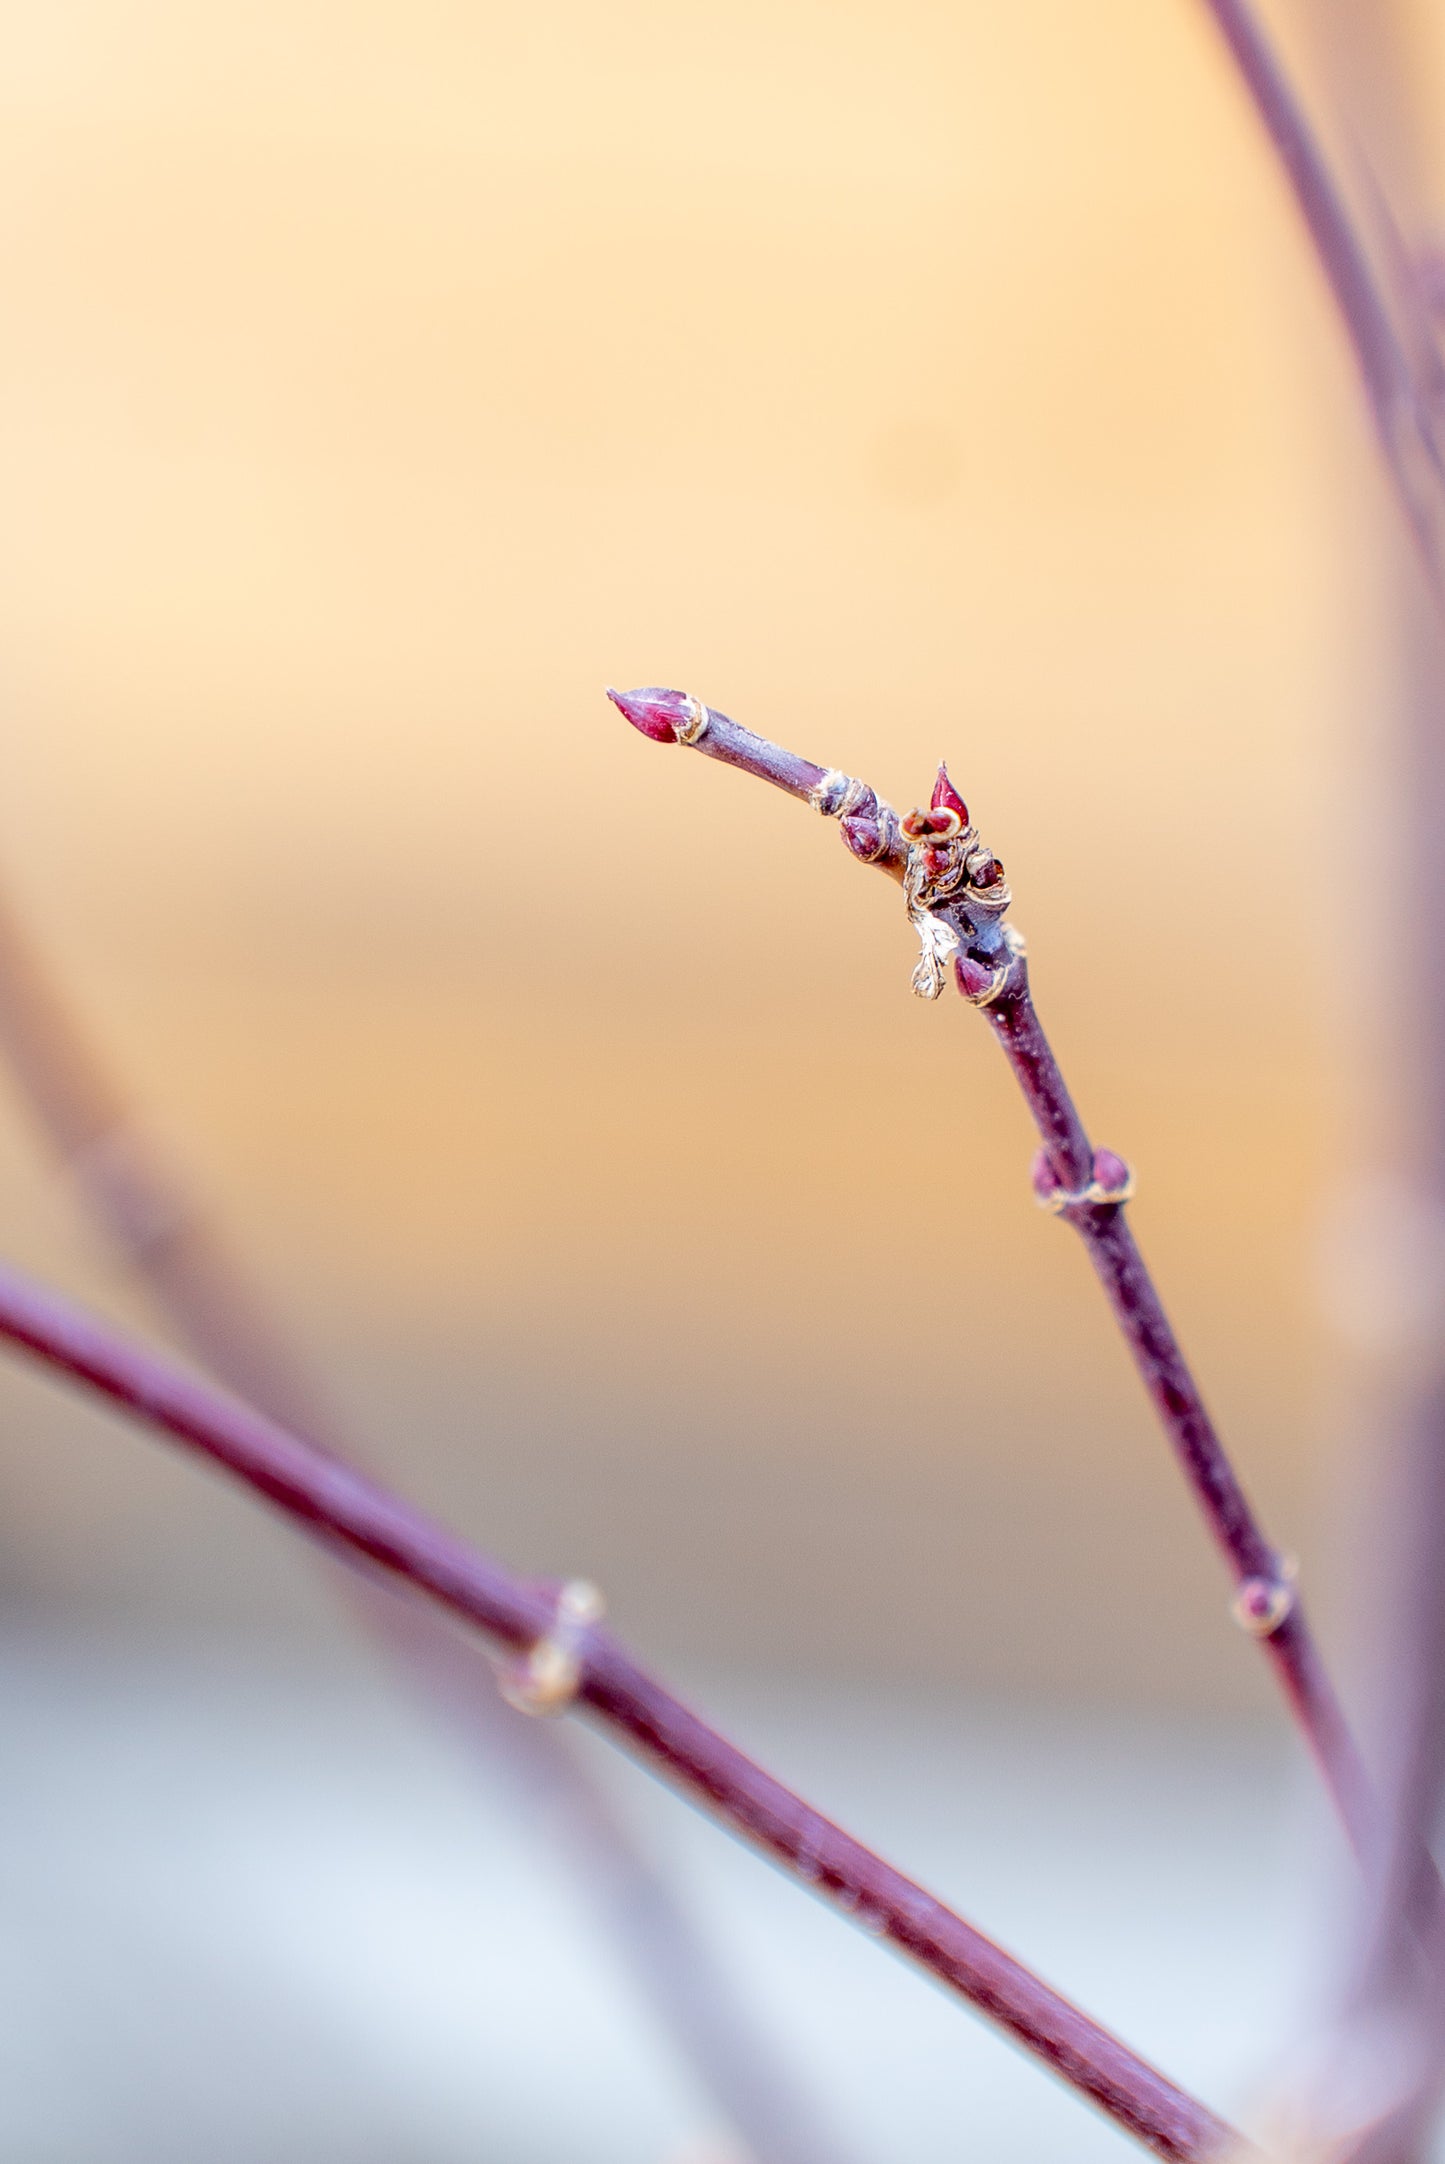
<box><xmin>1189</xmin><ymin>0</ymin><xmax>1445</xmax><ymax>596</ymax></box>
<box><xmin>0</xmin><ymin>1253</ymin><xmax>1233</xmax><ymax>2164</ymax></box>
<box><xmin>0</xmin><ymin>885</ymin><xmax>850</xmax><ymax>2164</ymax></box>
<box><xmin>606</xmin><ymin>686</ymin><xmax>1375</xmax><ymax>1854</ymax></box>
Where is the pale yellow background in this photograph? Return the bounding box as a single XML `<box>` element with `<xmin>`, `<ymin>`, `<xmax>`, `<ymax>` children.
<box><xmin>0</xmin><ymin>0</ymin><xmax>1430</xmax><ymax>1713</ymax></box>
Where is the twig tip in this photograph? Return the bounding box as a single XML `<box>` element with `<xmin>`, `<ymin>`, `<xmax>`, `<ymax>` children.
<box><xmin>931</xmin><ymin>762</ymin><xmax>969</xmax><ymax>827</ymax></box>
<box><xmin>607</xmin><ymin>684</ymin><xmax>689</xmax><ymax>744</ymax></box>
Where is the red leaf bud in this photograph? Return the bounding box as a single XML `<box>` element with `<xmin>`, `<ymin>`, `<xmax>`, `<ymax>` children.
<box><xmin>1090</xmin><ymin>1149</ymin><xmax>1133</xmax><ymax>1203</ymax></box>
<box><xmin>955</xmin><ymin>952</ymin><xmax>996</xmax><ymax>1001</ymax></box>
<box><xmin>931</xmin><ymin>763</ymin><xmax>969</xmax><ymax>828</ymax></box>
<box><xmin>606</xmin><ymin>685</ymin><xmax>690</xmax><ymax>744</ymax></box>
<box><xmin>840</xmin><ymin>814</ymin><xmax>885</xmax><ymax>862</ymax></box>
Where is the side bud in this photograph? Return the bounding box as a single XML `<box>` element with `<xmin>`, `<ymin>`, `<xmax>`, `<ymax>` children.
<box><xmin>840</xmin><ymin>814</ymin><xmax>887</xmax><ymax>863</ymax></box>
<box><xmin>955</xmin><ymin>952</ymin><xmax>999</xmax><ymax>1002</ymax></box>
<box><xmin>1031</xmin><ymin>1149</ymin><xmax>1066</xmax><ymax>1210</ymax></box>
<box><xmin>900</xmin><ymin>805</ymin><xmax>963</xmax><ymax>846</ymax></box>
<box><xmin>1231</xmin><ymin>1559</ymin><xmax>1297</xmax><ymax>1638</ymax></box>
<box><xmin>1031</xmin><ymin>1145</ymin><xmax>1135</xmax><ymax>1212</ymax></box>
<box><xmin>1090</xmin><ymin>1149</ymin><xmax>1134</xmax><ymax>1205</ymax></box>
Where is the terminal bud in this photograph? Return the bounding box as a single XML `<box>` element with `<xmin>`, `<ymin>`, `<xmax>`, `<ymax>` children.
<box><xmin>931</xmin><ymin>763</ymin><xmax>969</xmax><ymax>827</ymax></box>
<box><xmin>607</xmin><ymin>685</ymin><xmax>692</xmax><ymax>744</ymax></box>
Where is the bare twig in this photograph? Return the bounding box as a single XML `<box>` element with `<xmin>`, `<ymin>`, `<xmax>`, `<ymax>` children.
<box><xmin>0</xmin><ymin>1252</ymin><xmax>1233</xmax><ymax>2164</ymax></box>
<box><xmin>1189</xmin><ymin>0</ymin><xmax>1445</xmax><ymax>596</ymax></box>
<box><xmin>605</xmin><ymin>685</ymin><xmax>1374</xmax><ymax>1852</ymax></box>
<box><xmin>0</xmin><ymin>886</ymin><xmax>847</xmax><ymax>2164</ymax></box>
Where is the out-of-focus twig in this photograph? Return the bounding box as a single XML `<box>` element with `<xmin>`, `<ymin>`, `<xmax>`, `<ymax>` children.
<box><xmin>0</xmin><ymin>887</ymin><xmax>846</xmax><ymax>2164</ymax></box>
<box><xmin>1190</xmin><ymin>0</ymin><xmax>1445</xmax><ymax>601</ymax></box>
<box><xmin>606</xmin><ymin>685</ymin><xmax>1374</xmax><ymax>1853</ymax></box>
<box><xmin>1320</xmin><ymin>1371</ymin><xmax>1445</xmax><ymax>2164</ymax></box>
<box><xmin>0</xmin><ymin>1254</ymin><xmax>1236</xmax><ymax>2164</ymax></box>
<box><xmin>1240</xmin><ymin>10</ymin><xmax>1445</xmax><ymax>2158</ymax></box>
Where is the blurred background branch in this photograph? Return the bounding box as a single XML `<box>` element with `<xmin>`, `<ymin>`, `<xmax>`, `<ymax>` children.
<box><xmin>0</xmin><ymin>879</ymin><xmax>855</xmax><ymax>2164</ymax></box>
<box><xmin>1210</xmin><ymin>4</ymin><xmax>1445</xmax><ymax>2158</ymax></box>
<box><xmin>1195</xmin><ymin>0</ymin><xmax>1445</xmax><ymax>595</ymax></box>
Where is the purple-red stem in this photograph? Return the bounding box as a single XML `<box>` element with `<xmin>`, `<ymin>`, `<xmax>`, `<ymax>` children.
<box><xmin>0</xmin><ymin>1253</ymin><xmax>1231</xmax><ymax>2164</ymax></box>
<box><xmin>607</xmin><ymin>687</ymin><xmax>1374</xmax><ymax>1854</ymax></box>
<box><xmin>0</xmin><ymin>887</ymin><xmax>848</xmax><ymax>2164</ymax></box>
<box><xmin>983</xmin><ymin>968</ymin><xmax>1373</xmax><ymax>1851</ymax></box>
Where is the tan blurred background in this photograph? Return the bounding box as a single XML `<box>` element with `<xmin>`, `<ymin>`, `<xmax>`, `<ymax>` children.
<box><xmin>0</xmin><ymin>0</ymin><xmax>1436</xmax><ymax>1718</ymax></box>
<box><xmin>6</xmin><ymin>3</ymin><xmax>1445</xmax><ymax>2157</ymax></box>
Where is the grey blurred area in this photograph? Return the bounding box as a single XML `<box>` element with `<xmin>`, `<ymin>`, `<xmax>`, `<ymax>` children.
<box><xmin>0</xmin><ymin>1629</ymin><xmax>1313</xmax><ymax>2161</ymax></box>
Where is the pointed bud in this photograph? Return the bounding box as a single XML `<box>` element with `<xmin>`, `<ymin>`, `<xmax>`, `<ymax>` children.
<box><xmin>954</xmin><ymin>952</ymin><xmax>996</xmax><ymax>1001</ymax></box>
<box><xmin>931</xmin><ymin>763</ymin><xmax>969</xmax><ymax>828</ymax></box>
<box><xmin>606</xmin><ymin>685</ymin><xmax>691</xmax><ymax>744</ymax></box>
<box><xmin>840</xmin><ymin>814</ymin><xmax>885</xmax><ymax>863</ymax></box>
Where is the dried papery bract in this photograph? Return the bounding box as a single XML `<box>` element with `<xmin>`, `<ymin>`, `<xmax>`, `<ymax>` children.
<box><xmin>0</xmin><ymin>1255</ymin><xmax>1235</xmax><ymax>2164</ymax></box>
<box><xmin>607</xmin><ymin>686</ymin><xmax>1373</xmax><ymax>1854</ymax></box>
